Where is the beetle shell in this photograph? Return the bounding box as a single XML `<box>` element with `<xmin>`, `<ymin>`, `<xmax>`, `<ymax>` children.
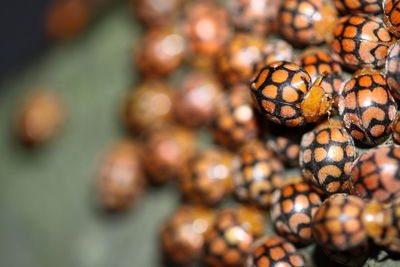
<box><xmin>135</xmin><ymin>27</ymin><xmax>185</xmax><ymax>78</ymax></box>
<box><xmin>334</xmin><ymin>0</ymin><xmax>382</xmax><ymax>14</ymax></box>
<box><xmin>204</xmin><ymin>209</ymin><xmax>255</xmax><ymax>267</ymax></box>
<box><xmin>212</xmin><ymin>84</ymin><xmax>259</xmax><ymax>149</ymax></box>
<box><xmin>383</xmin><ymin>0</ymin><xmax>400</xmax><ymax>37</ymax></box>
<box><xmin>132</xmin><ymin>0</ymin><xmax>182</xmax><ymax>28</ymax></box>
<box><xmin>246</xmin><ymin>235</ymin><xmax>306</xmax><ymax>267</ymax></box>
<box><xmin>352</xmin><ymin>144</ymin><xmax>400</xmax><ymax>203</ymax></box>
<box><xmin>339</xmin><ymin>72</ymin><xmax>397</xmax><ymax>146</ymax></box>
<box><xmin>218</xmin><ymin>33</ymin><xmax>266</xmax><ymax>85</ymax></box>
<box><xmin>229</xmin><ymin>0</ymin><xmax>281</xmax><ymax>35</ymax></box>
<box><xmin>270</xmin><ymin>182</ymin><xmax>322</xmax><ymax>244</ymax></box>
<box><xmin>96</xmin><ymin>140</ymin><xmax>145</xmax><ymax>211</ymax></box>
<box><xmin>300</xmin><ymin>127</ymin><xmax>356</xmax><ymax>195</ymax></box>
<box><xmin>298</xmin><ymin>48</ymin><xmax>343</xmax><ymax>103</ymax></box>
<box><xmin>184</xmin><ymin>1</ymin><xmax>231</xmax><ymax>58</ymax></box>
<box><xmin>321</xmin><ymin>243</ymin><xmax>369</xmax><ymax>266</ymax></box>
<box><xmin>393</xmin><ymin>113</ymin><xmax>400</xmax><ymax>144</ymax></box>
<box><xmin>279</xmin><ymin>0</ymin><xmax>337</xmax><ymax>47</ymax></box>
<box><xmin>236</xmin><ymin>205</ymin><xmax>267</xmax><ymax>238</ymax></box>
<box><xmin>250</xmin><ymin>61</ymin><xmax>310</xmax><ymax>127</ymax></box>
<box><xmin>386</xmin><ymin>41</ymin><xmax>400</xmax><ymax>100</ymax></box>
<box><xmin>161</xmin><ymin>205</ymin><xmax>214</xmax><ymax>265</ymax></box>
<box><xmin>331</xmin><ymin>15</ymin><xmax>395</xmax><ymax>70</ymax></box>
<box><xmin>312</xmin><ymin>194</ymin><xmax>367</xmax><ymax>251</ymax></box>
<box><xmin>17</xmin><ymin>91</ymin><xmax>63</xmax><ymax>146</ymax></box>
<box><xmin>142</xmin><ymin>125</ymin><xmax>196</xmax><ymax>184</ymax></box>
<box><xmin>234</xmin><ymin>141</ymin><xmax>284</xmax><ymax>208</ymax></box>
<box><xmin>174</xmin><ymin>71</ymin><xmax>223</xmax><ymax>128</ymax></box>
<box><xmin>180</xmin><ymin>149</ymin><xmax>235</xmax><ymax>206</ymax></box>
<box><xmin>266</xmin><ymin>134</ymin><xmax>301</xmax><ymax>167</ymax></box>
<box><xmin>123</xmin><ymin>80</ymin><xmax>175</xmax><ymax>133</ymax></box>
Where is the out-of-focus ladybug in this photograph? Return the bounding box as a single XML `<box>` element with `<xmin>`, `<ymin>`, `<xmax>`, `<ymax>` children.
<box><xmin>212</xmin><ymin>83</ymin><xmax>259</xmax><ymax>149</ymax></box>
<box><xmin>383</xmin><ymin>0</ymin><xmax>400</xmax><ymax>37</ymax></box>
<box><xmin>265</xmin><ymin>134</ymin><xmax>301</xmax><ymax>167</ymax></box>
<box><xmin>246</xmin><ymin>235</ymin><xmax>306</xmax><ymax>267</ymax></box>
<box><xmin>392</xmin><ymin>113</ymin><xmax>400</xmax><ymax>144</ymax></box>
<box><xmin>279</xmin><ymin>0</ymin><xmax>337</xmax><ymax>47</ymax></box>
<box><xmin>233</xmin><ymin>141</ymin><xmax>284</xmax><ymax>208</ymax></box>
<box><xmin>131</xmin><ymin>0</ymin><xmax>182</xmax><ymax>28</ymax></box>
<box><xmin>300</xmin><ymin>127</ymin><xmax>356</xmax><ymax>195</ymax></box>
<box><xmin>174</xmin><ymin>71</ymin><xmax>223</xmax><ymax>128</ymax></box>
<box><xmin>312</xmin><ymin>194</ymin><xmax>368</xmax><ymax>251</ymax></box>
<box><xmin>134</xmin><ymin>27</ymin><xmax>185</xmax><ymax>78</ymax></box>
<box><xmin>204</xmin><ymin>208</ymin><xmax>255</xmax><ymax>267</ymax></box>
<box><xmin>229</xmin><ymin>0</ymin><xmax>282</xmax><ymax>35</ymax></box>
<box><xmin>331</xmin><ymin>15</ymin><xmax>395</xmax><ymax>70</ymax></box>
<box><xmin>386</xmin><ymin>41</ymin><xmax>400</xmax><ymax>100</ymax></box>
<box><xmin>352</xmin><ymin>144</ymin><xmax>400</xmax><ymax>203</ymax></box>
<box><xmin>123</xmin><ymin>80</ymin><xmax>175</xmax><ymax>133</ymax></box>
<box><xmin>338</xmin><ymin>69</ymin><xmax>397</xmax><ymax>146</ymax></box>
<box><xmin>217</xmin><ymin>33</ymin><xmax>266</xmax><ymax>85</ymax></box>
<box><xmin>180</xmin><ymin>149</ymin><xmax>236</xmax><ymax>206</ymax></box>
<box><xmin>250</xmin><ymin>61</ymin><xmax>333</xmax><ymax>127</ymax></box>
<box><xmin>334</xmin><ymin>0</ymin><xmax>382</xmax><ymax>14</ymax></box>
<box><xmin>96</xmin><ymin>140</ymin><xmax>145</xmax><ymax>211</ymax></box>
<box><xmin>297</xmin><ymin>48</ymin><xmax>343</xmax><ymax>105</ymax></box>
<box><xmin>160</xmin><ymin>204</ymin><xmax>215</xmax><ymax>265</ymax></box>
<box><xmin>270</xmin><ymin>182</ymin><xmax>322</xmax><ymax>244</ymax></box>
<box><xmin>141</xmin><ymin>125</ymin><xmax>197</xmax><ymax>184</ymax></box>
<box><xmin>183</xmin><ymin>0</ymin><xmax>231</xmax><ymax>58</ymax></box>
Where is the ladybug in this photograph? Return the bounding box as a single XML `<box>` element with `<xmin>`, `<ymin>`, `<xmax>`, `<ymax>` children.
<box><xmin>204</xmin><ymin>208</ymin><xmax>255</xmax><ymax>267</ymax></box>
<box><xmin>246</xmin><ymin>235</ymin><xmax>306</xmax><ymax>267</ymax></box>
<box><xmin>265</xmin><ymin>134</ymin><xmax>301</xmax><ymax>167</ymax></box>
<box><xmin>297</xmin><ymin>48</ymin><xmax>344</xmax><ymax>105</ymax></box>
<box><xmin>217</xmin><ymin>33</ymin><xmax>266</xmax><ymax>85</ymax></box>
<box><xmin>331</xmin><ymin>15</ymin><xmax>395</xmax><ymax>70</ymax></box>
<box><xmin>96</xmin><ymin>140</ymin><xmax>145</xmax><ymax>211</ymax></box>
<box><xmin>278</xmin><ymin>0</ymin><xmax>337</xmax><ymax>47</ymax></box>
<box><xmin>300</xmin><ymin>127</ymin><xmax>356</xmax><ymax>195</ymax></box>
<box><xmin>160</xmin><ymin>205</ymin><xmax>215</xmax><ymax>265</ymax></box>
<box><xmin>233</xmin><ymin>141</ymin><xmax>284</xmax><ymax>208</ymax></box>
<box><xmin>229</xmin><ymin>0</ymin><xmax>281</xmax><ymax>35</ymax></box>
<box><xmin>392</xmin><ymin>112</ymin><xmax>400</xmax><ymax>144</ymax></box>
<box><xmin>334</xmin><ymin>0</ymin><xmax>382</xmax><ymax>14</ymax></box>
<box><xmin>180</xmin><ymin>149</ymin><xmax>235</xmax><ymax>206</ymax></box>
<box><xmin>386</xmin><ymin>41</ymin><xmax>400</xmax><ymax>100</ymax></box>
<box><xmin>351</xmin><ymin>144</ymin><xmax>400</xmax><ymax>203</ymax></box>
<box><xmin>312</xmin><ymin>194</ymin><xmax>368</xmax><ymax>251</ymax></box>
<box><xmin>383</xmin><ymin>0</ymin><xmax>400</xmax><ymax>37</ymax></box>
<box><xmin>270</xmin><ymin>182</ymin><xmax>322</xmax><ymax>244</ymax></box>
<box><xmin>250</xmin><ymin>61</ymin><xmax>333</xmax><ymax>127</ymax></box>
<box><xmin>338</xmin><ymin>70</ymin><xmax>397</xmax><ymax>146</ymax></box>
<box><xmin>212</xmin><ymin>83</ymin><xmax>259</xmax><ymax>149</ymax></box>
<box><xmin>141</xmin><ymin>125</ymin><xmax>196</xmax><ymax>184</ymax></box>
<box><xmin>135</xmin><ymin>27</ymin><xmax>185</xmax><ymax>78</ymax></box>
<box><xmin>236</xmin><ymin>205</ymin><xmax>267</xmax><ymax>237</ymax></box>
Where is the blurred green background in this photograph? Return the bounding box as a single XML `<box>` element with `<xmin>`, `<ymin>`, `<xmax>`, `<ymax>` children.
<box><xmin>1</xmin><ymin>4</ymin><xmax>400</xmax><ymax>267</ymax></box>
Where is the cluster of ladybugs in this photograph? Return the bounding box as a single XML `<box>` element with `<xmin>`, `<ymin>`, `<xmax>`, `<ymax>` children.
<box><xmin>18</xmin><ymin>0</ymin><xmax>400</xmax><ymax>266</ymax></box>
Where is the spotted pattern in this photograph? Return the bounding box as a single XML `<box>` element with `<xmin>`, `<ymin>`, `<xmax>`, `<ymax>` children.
<box><xmin>384</xmin><ymin>0</ymin><xmax>400</xmax><ymax>37</ymax></box>
<box><xmin>247</xmin><ymin>235</ymin><xmax>306</xmax><ymax>267</ymax></box>
<box><xmin>352</xmin><ymin>144</ymin><xmax>400</xmax><ymax>203</ymax></box>
<box><xmin>334</xmin><ymin>0</ymin><xmax>382</xmax><ymax>14</ymax></box>
<box><xmin>212</xmin><ymin>84</ymin><xmax>259</xmax><ymax>150</ymax></box>
<box><xmin>386</xmin><ymin>41</ymin><xmax>400</xmax><ymax>100</ymax></box>
<box><xmin>331</xmin><ymin>15</ymin><xmax>395</xmax><ymax>69</ymax></box>
<box><xmin>161</xmin><ymin>205</ymin><xmax>214</xmax><ymax>265</ymax></box>
<box><xmin>338</xmin><ymin>72</ymin><xmax>397</xmax><ymax>145</ymax></box>
<box><xmin>204</xmin><ymin>209</ymin><xmax>255</xmax><ymax>267</ymax></box>
<box><xmin>300</xmin><ymin>127</ymin><xmax>356</xmax><ymax>195</ymax></box>
<box><xmin>180</xmin><ymin>149</ymin><xmax>234</xmax><ymax>206</ymax></box>
<box><xmin>234</xmin><ymin>142</ymin><xmax>284</xmax><ymax>208</ymax></box>
<box><xmin>298</xmin><ymin>49</ymin><xmax>343</xmax><ymax>102</ymax></box>
<box><xmin>312</xmin><ymin>194</ymin><xmax>367</xmax><ymax>251</ymax></box>
<box><xmin>250</xmin><ymin>61</ymin><xmax>310</xmax><ymax>127</ymax></box>
<box><xmin>270</xmin><ymin>182</ymin><xmax>322</xmax><ymax>244</ymax></box>
<box><xmin>279</xmin><ymin>0</ymin><xmax>337</xmax><ymax>47</ymax></box>
<box><xmin>266</xmin><ymin>134</ymin><xmax>301</xmax><ymax>167</ymax></box>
